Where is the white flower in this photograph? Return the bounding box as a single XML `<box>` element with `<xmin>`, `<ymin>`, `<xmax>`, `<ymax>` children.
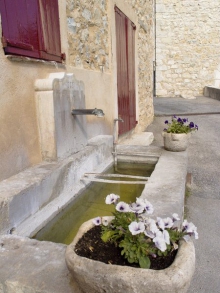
<box><xmin>153</xmin><ymin>231</ymin><xmax>167</xmax><ymax>252</ymax></box>
<box><xmin>129</xmin><ymin>221</ymin><xmax>145</xmax><ymax>235</ymax></box>
<box><xmin>163</xmin><ymin>217</ymin><xmax>174</xmax><ymax>229</ymax></box>
<box><xmin>105</xmin><ymin>193</ymin><xmax>120</xmax><ymax>204</ymax></box>
<box><xmin>183</xmin><ymin>220</ymin><xmax>196</xmax><ymax>232</ymax></box>
<box><xmin>163</xmin><ymin>229</ymin><xmax>170</xmax><ymax>245</ymax></box>
<box><xmin>157</xmin><ymin>217</ymin><xmax>165</xmax><ymax>230</ymax></box>
<box><xmin>129</xmin><ymin>202</ymin><xmax>145</xmax><ymax>214</ymax></box>
<box><xmin>136</xmin><ymin>198</ymin><xmax>154</xmax><ymax>214</ymax></box>
<box><xmin>144</xmin><ymin>230</ymin><xmax>156</xmax><ymax>238</ymax></box>
<box><xmin>116</xmin><ymin>201</ymin><xmax>131</xmax><ymax>213</ymax></box>
<box><xmin>102</xmin><ymin>217</ymin><xmax>110</xmax><ymax>226</ymax></box>
<box><xmin>182</xmin><ymin>220</ymin><xmax>199</xmax><ymax>240</ymax></box>
<box><xmin>135</xmin><ymin>197</ymin><xmax>145</xmax><ymax>205</ymax></box>
<box><xmin>182</xmin><ymin>219</ymin><xmax>189</xmax><ymax>230</ymax></box>
<box><xmin>144</xmin><ymin>201</ymin><xmax>154</xmax><ymax>214</ymax></box>
<box><xmin>150</xmin><ymin>221</ymin><xmax>160</xmax><ymax>234</ymax></box>
<box><xmin>172</xmin><ymin>213</ymin><xmax>180</xmax><ymax>221</ymax></box>
<box><xmin>193</xmin><ymin>230</ymin><xmax>199</xmax><ymax>240</ymax></box>
<box><xmin>92</xmin><ymin>217</ymin><xmax>101</xmax><ymax>226</ymax></box>
<box><xmin>144</xmin><ymin>219</ymin><xmax>159</xmax><ymax>239</ymax></box>
<box><xmin>145</xmin><ymin>218</ymin><xmax>159</xmax><ymax>234</ymax></box>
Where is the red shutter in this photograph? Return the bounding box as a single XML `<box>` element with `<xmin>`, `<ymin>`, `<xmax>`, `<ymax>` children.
<box><xmin>38</xmin><ymin>0</ymin><xmax>62</xmax><ymax>62</ymax></box>
<box><xmin>0</xmin><ymin>0</ymin><xmax>63</xmax><ymax>62</ymax></box>
<box><xmin>0</xmin><ymin>0</ymin><xmax>41</xmax><ymax>58</ymax></box>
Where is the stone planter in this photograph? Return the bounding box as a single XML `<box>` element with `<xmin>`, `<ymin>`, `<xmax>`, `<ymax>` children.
<box><xmin>162</xmin><ymin>132</ymin><xmax>191</xmax><ymax>152</ymax></box>
<box><xmin>65</xmin><ymin>219</ymin><xmax>195</xmax><ymax>293</ymax></box>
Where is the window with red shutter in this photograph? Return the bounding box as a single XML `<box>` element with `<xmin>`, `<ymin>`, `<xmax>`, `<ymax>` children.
<box><xmin>0</xmin><ymin>0</ymin><xmax>64</xmax><ymax>62</ymax></box>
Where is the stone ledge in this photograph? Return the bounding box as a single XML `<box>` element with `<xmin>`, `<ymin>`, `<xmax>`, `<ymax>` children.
<box><xmin>141</xmin><ymin>149</ymin><xmax>188</xmax><ymax>220</ymax></box>
<box><xmin>118</xmin><ymin>132</ymin><xmax>154</xmax><ymax>146</ymax></box>
<box><xmin>204</xmin><ymin>86</ymin><xmax>220</xmax><ymax>101</ymax></box>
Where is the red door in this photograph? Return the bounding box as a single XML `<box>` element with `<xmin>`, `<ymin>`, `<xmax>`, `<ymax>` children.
<box><xmin>115</xmin><ymin>6</ymin><xmax>136</xmax><ymax>135</ymax></box>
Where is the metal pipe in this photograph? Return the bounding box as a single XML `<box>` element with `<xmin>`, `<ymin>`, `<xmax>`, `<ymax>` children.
<box><xmin>81</xmin><ymin>178</ymin><xmax>148</xmax><ymax>184</ymax></box>
<box><xmin>113</xmin><ymin>117</ymin><xmax>124</xmax><ymax>166</ymax></box>
<box><xmin>83</xmin><ymin>173</ymin><xmax>149</xmax><ymax>180</ymax></box>
<box><xmin>71</xmin><ymin>108</ymin><xmax>105</xmax><ymax>117</ymax></box>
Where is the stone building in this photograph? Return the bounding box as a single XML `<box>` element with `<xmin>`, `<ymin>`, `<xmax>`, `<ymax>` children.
<box><xmin>0</xmin><ymin>0</ymin><xmax>155</xmax><ymax>182</ymax></box>
<box><xmin>155</xmin><ymin>0</ymin><xmax>220</xmax><ymax>97</ymax></box>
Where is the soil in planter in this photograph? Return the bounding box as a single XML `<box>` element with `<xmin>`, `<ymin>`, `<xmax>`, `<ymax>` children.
<box><xmin>75</xmin><ymin>226</ymin><xmax>177</xmax><ymax>270</ymax></box>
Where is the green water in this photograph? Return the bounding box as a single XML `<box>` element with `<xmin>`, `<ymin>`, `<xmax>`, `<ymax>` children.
<box><xmin>34</xmin><ymin>162</ymin><xmax>155</xmax><ymax>245</ymax></box>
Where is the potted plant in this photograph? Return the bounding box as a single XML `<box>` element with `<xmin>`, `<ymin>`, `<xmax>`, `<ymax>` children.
<box><xmin>162</xmin><ymin>115</ymin><xmax>198</xmax><ymax>151</ymax></box>
<box><xmin>65</xmin><ymin>194</ymin><xmax>197</xmax><ymax>293</ymax></box>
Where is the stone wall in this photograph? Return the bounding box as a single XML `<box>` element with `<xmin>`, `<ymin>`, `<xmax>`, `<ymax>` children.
<box><xmin>156</xmin><ymin>0</ymin><xmax>220</xmax><ymax>97</ymax></box>
<box><xmin>67</xmin><ymin>0</ymin><xmax>109</xmax><ymax>70</ymax></box>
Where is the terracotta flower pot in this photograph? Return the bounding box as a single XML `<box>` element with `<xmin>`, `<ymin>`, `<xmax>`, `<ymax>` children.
<box><xmin>162</xmin><ymin>132</ymin><xmax>191</xmax><ymax>152</ymax></box>
<box><xmin>65</xmin><ymin>218</ymin><xmax>195</xmax><ymax>293</ymax></box>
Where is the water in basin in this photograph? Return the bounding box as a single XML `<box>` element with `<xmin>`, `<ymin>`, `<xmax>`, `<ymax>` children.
<box><xmin>34</xmin><ymin>161</ymin><xmax>155</xmax><ymax>244</ymax></box>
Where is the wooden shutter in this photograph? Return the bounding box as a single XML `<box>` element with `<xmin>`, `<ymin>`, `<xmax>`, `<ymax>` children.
<box><xmin>38</xmin><ymin>0</ymin><xmax>62</xmax><ymax>62</ymax></box>
<box><xmin>0</xmin><ymin>0</ymin><xmax>41</xmax><ymax>59</ymax></box>
<box><xmin>0</xmin><ymin>0</ymin><xmax>63</xmax><ymax>62</ymax></box>
<box><xmin>115</xmin><ymin>6</ymin><xmax>136</xmax><ymax>135</ymax></box>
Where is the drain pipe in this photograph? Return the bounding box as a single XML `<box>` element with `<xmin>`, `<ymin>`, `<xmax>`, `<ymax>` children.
<box><xmin>113</xmin><ymin>118</ymin><xmax>124</xmax><ymax>166</ymax></box>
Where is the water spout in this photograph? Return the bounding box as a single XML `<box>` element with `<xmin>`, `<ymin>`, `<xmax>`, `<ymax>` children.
<box><xmin>113</xmin><ymin>117</ymin><xmax>124</xmax><ymax>167</ymax></box>
<box><xmin>71</xmin><ymin>108</ymin><xmax>105</xmax><ymax>118</ymax></box>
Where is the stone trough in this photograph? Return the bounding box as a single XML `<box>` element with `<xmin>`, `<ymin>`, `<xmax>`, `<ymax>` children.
<box><xmin>0</xmin><ymin>139</ymin><xmax>193</xmax><ymax>293</ymax></box>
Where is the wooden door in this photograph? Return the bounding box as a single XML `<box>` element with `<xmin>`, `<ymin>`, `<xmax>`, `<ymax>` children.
<box><xmin>115</xmin><ymin>6</ymin><xmax>136</xmax><ymax>135</ymax></box>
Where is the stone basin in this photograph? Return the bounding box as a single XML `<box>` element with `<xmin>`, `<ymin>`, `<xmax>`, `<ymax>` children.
<box><xmin>65</xmin><ymin>219</ymin><xmax>195</xmax><ymax>293</ymax></box>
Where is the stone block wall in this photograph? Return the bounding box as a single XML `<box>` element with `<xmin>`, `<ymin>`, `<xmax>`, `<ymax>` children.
<box><xmin>156</xmin><ymin>0</ymin><xmax>220</xmax><ymax>97</ymax></box>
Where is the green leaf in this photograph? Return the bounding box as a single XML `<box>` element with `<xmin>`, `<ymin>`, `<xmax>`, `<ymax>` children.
<box><xmin>128</xmin><ymin>257</ymin><xmax>135</xmax><ymax>263</ymax></box>
<box><xmin>139</xmin><ymin>256</ymin><xmax>151</xmax><ymax>269</ymax></box>
<box><xmin>157</xmin><ymin>250</ymin><xmax>162</xmax><ymax>257</ymax></box>
<box><xmin>101</xmin><ymin>230</ymin><xmax>116</xmax><ymax>242</ymax></box>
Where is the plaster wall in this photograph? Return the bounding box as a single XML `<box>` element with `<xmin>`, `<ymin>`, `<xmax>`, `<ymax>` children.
<box><xmin>156</xmin><ymin>0</ymin><xmax>220</xmax><ymax>97</ymax></box>
<box><xmin>0</xmin><ymin>47</ymin><xmax>54</xmax><ymax>181</ymax></box>
<box><xmin>0</xmin><ymin>1</ymin><xmax>69</xmax><ymax>181</ymax></box>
